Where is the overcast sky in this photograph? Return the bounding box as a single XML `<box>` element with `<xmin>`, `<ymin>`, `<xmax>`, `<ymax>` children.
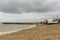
<box><xmin>0</xmin><ymin>0</ymin><xmax>60</xmax><ymax>22</ymax></box>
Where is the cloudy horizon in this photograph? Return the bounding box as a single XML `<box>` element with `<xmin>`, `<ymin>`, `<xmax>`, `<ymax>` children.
<box><xmin>0</xmin><ymin>0</ymin><xmax>60</xmax><ymax>22</ymax></box>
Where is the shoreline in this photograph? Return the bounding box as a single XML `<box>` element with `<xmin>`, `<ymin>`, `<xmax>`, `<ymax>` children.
<box><xmin>0</xmin><ymin>25</ymin><xmax>36</xmax><ymax>35</ymax></box>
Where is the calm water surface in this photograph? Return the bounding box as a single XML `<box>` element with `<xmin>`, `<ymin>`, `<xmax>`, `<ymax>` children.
<box><xmin>0</xmin><ymin>24</ymin><xmax>36</xmax><ymax>32</ymax></box>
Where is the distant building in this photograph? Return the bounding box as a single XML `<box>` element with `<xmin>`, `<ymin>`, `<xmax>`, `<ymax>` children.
<box><xmin>43</xmin><ymin>19</ymin><xmax>59</xmax><ymax>24</ymax></box>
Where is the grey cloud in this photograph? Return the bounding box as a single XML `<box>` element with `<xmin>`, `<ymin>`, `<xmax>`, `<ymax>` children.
<box><xmin>0</xmin><ymin>0</ymin><xmax>59</xmax><ymax>13</ymax></box>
